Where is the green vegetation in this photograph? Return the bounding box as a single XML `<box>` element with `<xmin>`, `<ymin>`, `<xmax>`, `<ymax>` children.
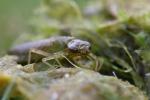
<box><xmin>0</xmin><ymin>0</ymin><xmax>40</xmax><ymax>54</ymax></box>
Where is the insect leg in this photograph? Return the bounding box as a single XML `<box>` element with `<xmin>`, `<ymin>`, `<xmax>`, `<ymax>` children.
<box><xmin>42</xmin><ymin>52</ymin><xmax>64</xmax><ymax>69</ymax></box>
<box><xmin>61</xmin><ymin>55</ymin><xmax>80</xmax><ymax>68</ymax></box>
<box><xmin>42</xmin><ymin>52</ymin><xmax>80</xmax><ymax>69</ymax></box>
<box><xmin>28</xmin><ymin>48</ymin><xmax>50</xmax><ymax>64</ymax></box>
<box><xmin>88</xmin><ymin>53</ymin><xmax>103</xmax><ymax>71</ymax></box>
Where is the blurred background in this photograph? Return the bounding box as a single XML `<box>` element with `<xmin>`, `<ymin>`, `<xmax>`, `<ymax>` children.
<box><xmin>0</xmin><ymin>0</ymin><xmax>40</xmax><ymax>55</ymax></box>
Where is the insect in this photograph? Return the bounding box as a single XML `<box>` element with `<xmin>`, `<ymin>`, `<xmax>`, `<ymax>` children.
<box><xmin>8</xmin><ymin>36</ymin><xmax>101</xmax><ymax>71</ymax></box>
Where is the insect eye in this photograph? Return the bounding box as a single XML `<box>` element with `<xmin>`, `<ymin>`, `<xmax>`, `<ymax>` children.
<box><xmin>67</xmin><ymin>40</ymin><xmax>78</xmax><ymax>51</ymax></box>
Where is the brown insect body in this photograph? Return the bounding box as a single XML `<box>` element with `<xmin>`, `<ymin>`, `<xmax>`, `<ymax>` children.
<box><xmin>8</xmin><ymin>36</ymin><xmax>74</xmax><ymax>63</ymax></box>
<box><xmin>9</xmin><ymin>36</ymin><xmax>74</xmax><ymax>54</ymax></box>
<box><xmin>8</xmin><ymin>36</ymin><xmax>91</xmax><ymax>64</ymax></box>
